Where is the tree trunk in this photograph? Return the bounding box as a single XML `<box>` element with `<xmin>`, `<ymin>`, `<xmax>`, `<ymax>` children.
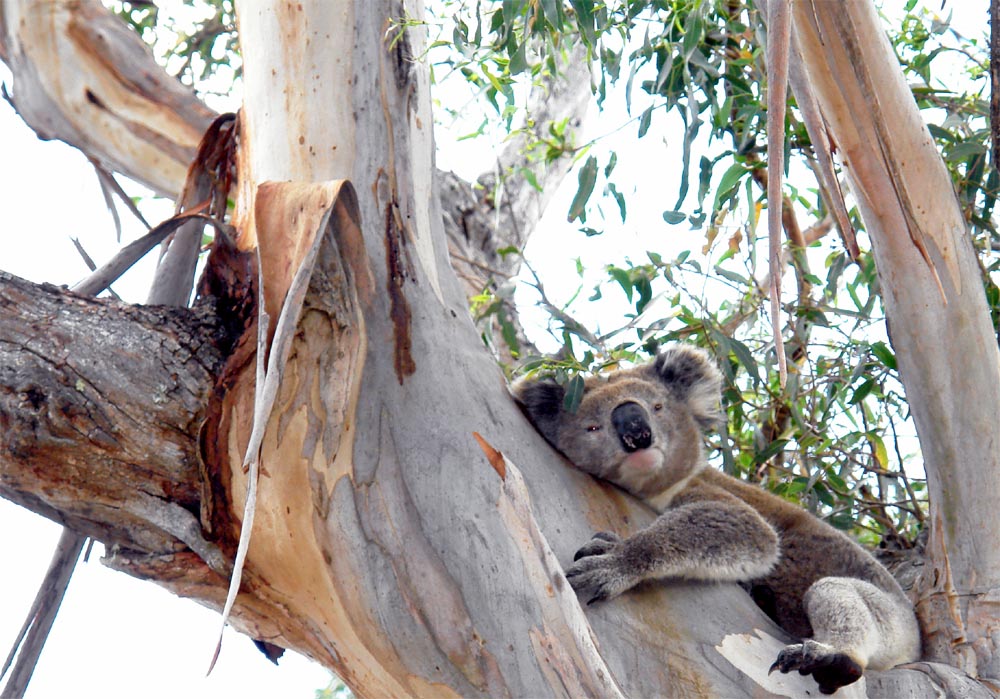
<box><xmin>790</xmin><ymin>1</ymin><xmax>1000</xmax><ymax>687</ymax></box>
<box><xmin>0</xmin><ymin>1</ymin><xmax>996</xmax><ymax>697</ymax></box>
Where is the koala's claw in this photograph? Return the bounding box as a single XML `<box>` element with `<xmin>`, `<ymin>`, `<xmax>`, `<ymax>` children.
<box><xmin>573</xmin><ymin>531</ymin><xmax>622</xmax><ymax>561</ymax></box>
<box><xmin>770</xmin><ymin>641</ymin><xmax>863</xmax><ymax>695</ymax></box>
<box><xmin>565</xmin><ymin>533</ymin><xmax>635</xmax><ymax>604</ymax></box>
<box><xmin>564</xmin><ymin>563</ymin><xmax>627</xmax><ymax>604</ymax></box>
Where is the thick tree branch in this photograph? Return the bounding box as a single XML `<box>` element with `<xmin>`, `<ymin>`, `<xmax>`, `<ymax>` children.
<box><xmin>0</xmin><ymin>272</ymin><xmax>224</xmax><ymax>558</ymax></box>
<box><xmin>0</xmin><ymin>0</ymin><xmax>215</xmax><ymax>198</ymax></box>
<box><xmin>0</xmin><ymin>270</ymin><xmax>301</xmax><ymax>659</ymax></box>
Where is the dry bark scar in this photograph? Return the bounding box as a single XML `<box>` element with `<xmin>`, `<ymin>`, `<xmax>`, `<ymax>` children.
<box><xmin>383</xmin><ymin>203</ymin><xmax>415</xmax><ymax>384</ymax></box>
<box><xmin>472</xmin><ymin>432</ymin><xmax>506</xmax><ymax>480</ymax></box>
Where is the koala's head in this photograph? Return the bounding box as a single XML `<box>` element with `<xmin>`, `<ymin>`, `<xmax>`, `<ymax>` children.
<box><xmin>513</xmin><ymin>346</ymin><xmax>723</xmax><ymax>498</ymax></box>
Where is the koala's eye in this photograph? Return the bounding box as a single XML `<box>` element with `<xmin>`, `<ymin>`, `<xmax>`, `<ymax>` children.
<box><xmin>653</xmin><ymin>403</ymin><xmax>664</xmax><ymax>412</ymax></box>
<box><xmin>586</xmin><ymin>425</ymin><xmax>602</xmax><ymax>432</ymax></box>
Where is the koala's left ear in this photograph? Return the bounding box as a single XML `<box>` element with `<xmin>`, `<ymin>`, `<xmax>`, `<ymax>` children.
<box><xmin>511</xmin><ymin>377</ymin><xmax>565</xmax><ymax>446</ymax></box>
<box><xmin>652</xmin><ymin>345</ymin><xmax>723</xmax><ymax>429</ymax></box>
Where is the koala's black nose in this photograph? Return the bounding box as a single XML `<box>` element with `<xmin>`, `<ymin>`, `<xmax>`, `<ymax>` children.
<box><xmin>612</xmin><ymin>401</ymin><xmax>653</xmax><ymax>453</ymax></box>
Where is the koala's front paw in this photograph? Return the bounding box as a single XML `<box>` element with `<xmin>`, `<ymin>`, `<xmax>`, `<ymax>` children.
<box><xmin>564</xmin><ymin>532</ymin><xmax>637</xmax><ymax>605</ymax></box>
<box><xmin>769</xmin><ymin>640</ymin><xmax>863</xmax><ymax>695</ymax></box>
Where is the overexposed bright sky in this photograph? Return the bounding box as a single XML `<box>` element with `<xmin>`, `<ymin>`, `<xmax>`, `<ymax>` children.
<box><xmin>0</xmin><ymin>1</ymin><xmax>988</xmax><ymax>697</ymax></box>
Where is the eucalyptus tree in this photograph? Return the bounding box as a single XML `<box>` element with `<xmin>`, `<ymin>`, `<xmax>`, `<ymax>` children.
<box><xmin>0</xmin><ymin>0</ymin><xmax>996</xmax><ymax>696</ymax></box>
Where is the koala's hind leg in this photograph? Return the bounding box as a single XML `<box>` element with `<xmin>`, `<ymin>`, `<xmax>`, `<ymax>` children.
<box><xmin>771</xmin><ymin>576</ymin><xmax>920</xmax><ymax>695</ymax></box>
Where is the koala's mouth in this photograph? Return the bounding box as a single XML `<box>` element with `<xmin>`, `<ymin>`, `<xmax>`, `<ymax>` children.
<box><xmin>620</xmin><ymin>447</ymin><xmax>664</xmax><ymax>474</ymax></box>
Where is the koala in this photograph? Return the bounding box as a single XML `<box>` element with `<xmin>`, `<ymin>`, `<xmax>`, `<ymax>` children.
<box><xmin>513</xmin><ymin>345</ymin><xmax>920</xmax><ymax>695</ymax></box>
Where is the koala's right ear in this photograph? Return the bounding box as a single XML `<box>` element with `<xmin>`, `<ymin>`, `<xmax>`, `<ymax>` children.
<box><xmin>511</xmin><ymin>377</ymin><xmax>565</xmax><ymax>446</ymax></box>
<box><xmin>652</xmin><ymin>345</ymin><xmax>723</xmax><ymax>429</ymax></box>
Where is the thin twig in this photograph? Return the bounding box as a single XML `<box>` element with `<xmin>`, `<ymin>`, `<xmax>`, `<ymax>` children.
<box><xmin>89</xmin><ymin>158</ymin><xmax>152</xmax><ymax>230</ymax></box>
<box><xmin>72</xmin><ymin>206</ymin><xmax>224</xmax><ymax>297</ymax></box>
<box><xmin>0</xmin><ymin>530</ymin><xmax>86</xmax><ymax>696</ymax></box>
<box><xmin>523</xmin><ymin>259</ymin><xmax>603</xmax><ymax>351</ymax></box>
<box><xmin>888</xmin><ymin>412</ymin><xmax>926</xmax><ymax>524</ymax></box>
<box><xmin>447</xmin><ymin>248</ymin><xmax>514</xmax><ymax>279</ymax></box>
<box><xmin>93</xmin><ymin>163</ymin><xmax>123</xmax><ymax>242</ymax></box>
<box><xmin>69</xmin><ymin>237</ymin><xmax>122</xmax><ymax>300</ymax></box>
<box><xmin>991</xmin><ymin>0</ymin><xmax>999</xmax><ymax>180</ymax></box>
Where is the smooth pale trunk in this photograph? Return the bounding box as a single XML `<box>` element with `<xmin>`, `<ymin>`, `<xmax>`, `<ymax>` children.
<box><xmin>791</xmin><ymin>0</ymin><xmax>1000</xmax><ymax>680</ymax></box>
<box><xmin>219</xmin><ymin>1</ymin><xmax>800</xmax><ymax>696</ymax></box>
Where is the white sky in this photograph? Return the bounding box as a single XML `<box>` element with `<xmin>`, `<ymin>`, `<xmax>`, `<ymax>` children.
<box><xmin>0</xmin><ymin>1</ymin><xmax>988</xmax><ymax>697</ymax></box>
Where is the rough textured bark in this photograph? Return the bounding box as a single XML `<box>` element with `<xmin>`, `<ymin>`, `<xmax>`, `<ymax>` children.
<box><xmin>790</xmin><ymin>0</ymin><xmax>1000</xmax><ymax>688</ymax></box>
<box><xmin>0</xmin><ymin>272</ymin><xmax>226</xmax><ymax>565</ymax></box>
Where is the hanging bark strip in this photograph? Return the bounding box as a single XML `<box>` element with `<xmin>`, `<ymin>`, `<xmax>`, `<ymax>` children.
<box><xmin>783</xmin><ymin>43</ymin><xmax>859</xmax><ymax>261</ymax></box>
<box><xmin>210</xmin><ymin>180</ymin><xmax>365</xmax><ymax>672</ymax></box>
<box><xmin>0</xmin><ymin>530</ymin><xmax>85</xmax><ymax>695</ymax></box>
<box><xmin>149</xmin><ymin>113</ymin><xmax>239</xmax><ymax>306</ymax></box>
<box><xmin>766</xmin><ymin>0</ymin><xmax>792</xmax><ymax>387</ymax></box>
<box><xmin>991</xmin><ymin>0</ymin><xmax>1000</xmax><ymax>178</ymax></box>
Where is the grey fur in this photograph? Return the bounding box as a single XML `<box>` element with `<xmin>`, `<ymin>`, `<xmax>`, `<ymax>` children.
<box><xmin>512</xmin><ymin>345</ymin><xmax>920</xmax><ymax>695</ymax></box>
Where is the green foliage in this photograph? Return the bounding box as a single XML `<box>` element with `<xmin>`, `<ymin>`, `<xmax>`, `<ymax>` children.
<box><xmin>110</xmin><ymin>0</ymin><xmax>239</xmax><ymax>100</ymax></box>
<box><xmin>438</xmin><ymin>0</ymin><xmax>772</xmax><ymax>229</ymax></box>
<box><xmin>315</xmin><ymin>677</ymin><xmax>354</xmax><ymax>699</ymax></box>
<box><xmin>471</xmin><ymin>283</ymin><xmax>523</xmax><ymax>357</ymax></box>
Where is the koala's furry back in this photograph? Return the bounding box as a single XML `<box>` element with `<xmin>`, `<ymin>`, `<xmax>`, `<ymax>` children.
<box><xmin>679</xmin><ymin>468</ymin><xmax>906</xmax><ymax>639</ymax></box>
